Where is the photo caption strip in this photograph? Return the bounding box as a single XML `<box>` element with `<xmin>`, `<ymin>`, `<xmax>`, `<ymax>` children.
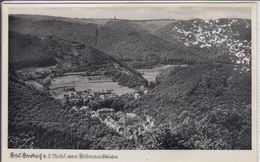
<box><xmin>9</xmin><ymin>152</ymin><xmax>119</xmax><ymax>160</ymax></box>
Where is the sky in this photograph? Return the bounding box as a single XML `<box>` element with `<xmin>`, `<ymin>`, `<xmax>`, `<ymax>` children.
<box><xmin>9</xmin><ymin>4</ymin><xmax>252</xmax><ymax>20</ymax></box>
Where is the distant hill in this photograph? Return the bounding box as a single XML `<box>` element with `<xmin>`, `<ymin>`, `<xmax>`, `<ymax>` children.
<box><xmin>95</xmin><ymin>20</ymin><xmax>198</xmax><ymax>67</ymax></box>
<box><xmin>9</xmin><ymin>15</ymin><xmax>98</xmax><ymax>47</ymax></box>
<box><xmin>9</xmin><ymin>14</ymin><xmax>111</xmax><ymax>25</ymax></box>
<box><xmin>9</xmin><ymin>15</ymin><xmax>251</xmax><ymax>69</ymax></box>
<box><xmin>9</xmin><ymin>31</ymin><xmax>147</xmax><ymax>88</ymax></box>
<box><xmin>46</xmin><ymin>35</ymin><xmax>147</xmax><ymax>87</ymax></box>
<box><xmin>9</xmin><ymin>15</ymin><xmax>200</xmax><ymax>68</ymax></box>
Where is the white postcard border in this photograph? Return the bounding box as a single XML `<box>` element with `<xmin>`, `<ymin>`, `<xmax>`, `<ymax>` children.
<box><xmin>1</xmin><ymin>2</ymin><xmax>258</xmax><ymax>162</ymax></box>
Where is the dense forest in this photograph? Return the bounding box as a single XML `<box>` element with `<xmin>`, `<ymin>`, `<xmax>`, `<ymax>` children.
<box><xmin>134</xmin><ymin>62</ymin><xmax>251</xmax><ymax>149</ymax></box>
<box><xmin>9</xmin><ymin>31</ymin><xmax>57</xmax><ymax>68</ymax></box>
<box><xmin>8</xmin><ymin>14</ymin><xmax>252</xmax><ymax>150</ymax></box>
<box><xmin>9</xmin><ymin>79</ymin><xmax>137</xmax><ymax>149</ymax></box>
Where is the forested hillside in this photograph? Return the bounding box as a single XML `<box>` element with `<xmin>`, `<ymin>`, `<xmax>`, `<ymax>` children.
<box><xmin>96</xmin><ymin>20</ymin><xmax>188</xmax><ymax>64</ymax></box>
<box><xmin>9</xmin><ymin>15</ymin><xmax>204</xmax><ymax>69</ymax></box>
<box><xmin>8</xmin><ymin>79</ymin><xmax>136</xmax><ymax>149</ymax></box>
<box><xmin>9</xmin><ymin>15</ymin><xmax>252</xmax><ymax>69</ymax></box>
<box><xmin>145</xmin><ymin>62</ymin><xmax>250</xmax><ymax>105</ymax></box>
<box><xmin>9</xmin><ymin>31</ymin><xmax>147</xmax><ymax>88</ymax></box>
<box><xmin>9</xmin><ymin>15</ymin><xmax>98</xmax><ymax>47</ymax></box>
<box><xmin>133</xmin><ymin>62</ymin><xmax>251</xmax><ymax>149</ymax></box>
<box><xmin>9</xmin><ymin>31</ymin><xmax>57</xmax><ymax>68</ymax></box>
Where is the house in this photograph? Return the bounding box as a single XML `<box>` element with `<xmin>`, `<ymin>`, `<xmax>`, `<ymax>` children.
<box><xmin>87</xmin><ymin>95</ymin><xmax>93</xmax><ymax>99</ymax></box>
<box><xmin>139</xmin><ymin>86</ymin><xmax>145</xmax><ymax>92</ymax></box>
<box><xmin>97</xmin><ymin>108</ymin><xmax>115</xmax><ymax>118</ymax></box>
<box><xmin>103</xmin><ymin>116</ymin><xmax>123</xmax><ymax>132</ymax></box>
<box><xmin>91</xmin><ymin>111</ymin><xmax>99</xmax><ymax>118</ymax></box>
<box><xmin>109</xmin><ymin>93</ymin><xmax>118</xmax><ymax>99</ymax></box>
<box><xmin>133</xmin><ymin>92</ymin><xmax>140</xmax><ymax>100</ymax></box>
<box><xmin>104</xmin><ymin>117</ymin><xmax>115</xmax><ymax>126</ymax></box>
<box><xmin>150</xmin><ymin>119</ymin><xmax>155</xmax><ymax>128</ymax></box>
<box><xmin>115</xmin><ymin>111</ymin><xmax>124</xmax><ymax>118</ymax></box>
<box><xmin>103</xmin><ymin>117</ymin><xmax>109</xmax><ymax>123</ymax></box>
<box><xmin>101</xmin><ymin>89</ymin><xmax>110</xmax><ymax>94</ymax></box>
<box><xmin>126</xmin><ymin>113</ymin><xmax>137</xmax><ymax>118</ymax></box>
<box><xmin>80</xmin><ymin>106</ymin><xmax>89</xmax><ymax>111</ymax></box>
<box><xmin>145</xmin><ymin>115</ymin><xmax>153</xmax><ymax>123</ymax></box>
<box><xmin>143</xmin><ymin>90</ymin><xmax>148</xmax><ymax>94</ymax></box>
<box><xmin>72</xmin><ymin>106</ymin><xmax>78</xmax><ymax>112</ymax></box>
<box><xmin>110</xmin><ymin>120</ymin><xmax>119</xmax><ymax>129</ymax></box>
<box><xmin>100</xmin><ymin>94</ymin><xmax>107</xmax><ymax>100</ymax></box>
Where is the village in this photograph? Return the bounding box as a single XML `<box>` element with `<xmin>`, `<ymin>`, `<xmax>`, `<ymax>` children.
<box><xmin>64</xmin><ymin>87</ymin><xmax>154</xmax><ymax>143</ymax></box>
<box><xmin>13</xmin><ymin>58</ymin><xmax>154</xmax><ymax>144</ymax></box>
<box><xmin>14</xmin><ymin>63</ymin><xmax>156</xmax><ymax>144</ymax></box>
<box><xmin>91</xmin><ymin>108</ymin><xmax>155</xmax><ymax>143</ymax></box>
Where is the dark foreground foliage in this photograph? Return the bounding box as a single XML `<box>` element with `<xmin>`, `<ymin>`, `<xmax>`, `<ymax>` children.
<box><xmin>8</xmin><ymin>80</ymin><xmax>136</xmax><ymax>150</ymax></box>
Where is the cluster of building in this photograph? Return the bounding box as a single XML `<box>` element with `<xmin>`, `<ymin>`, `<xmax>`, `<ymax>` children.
<box><xmin>71</xmin><ymin>105</ymin><xmax>155</xmax><ymax>143</ymax></box>
<box><xmin>61</xmin><ymin>88</ymin><xmax>118</xmax><ymax>106</ymax></box>
<box><xmin>61</xmin><ymin>85</ymin><xmax>147</xmax><ymax>108</ymax></box>
<box><xmin>63</xmin><ymin>84</ymin><xmax>151</xmax><ymax>142</ymax></box>
<box><xmin>95</xmin><ymin>109</ymin><xmax>155</xmax><ymax>142</ymax></box>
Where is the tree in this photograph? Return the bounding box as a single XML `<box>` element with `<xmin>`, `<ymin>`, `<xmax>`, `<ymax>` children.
<box><xmin>111</xmin><ymin>99</ymin><xmax>125</xmax><ymax>112</ymax></box>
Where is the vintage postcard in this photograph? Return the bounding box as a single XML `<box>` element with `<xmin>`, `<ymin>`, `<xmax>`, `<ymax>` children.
<box><xmin>1</xmin><ymin>2</ymin><xmax>258</xmax><ymax>162</ymax></box>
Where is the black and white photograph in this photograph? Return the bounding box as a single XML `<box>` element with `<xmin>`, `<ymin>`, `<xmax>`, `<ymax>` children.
<box><xmin>2</xmin><ymin>2</ymin><xmax>258</xmax><ymax>161</ymax></box>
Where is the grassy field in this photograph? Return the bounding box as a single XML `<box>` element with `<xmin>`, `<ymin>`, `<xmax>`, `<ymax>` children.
<box><xmin>136</xmin><ymin>65</ymin><xmax>184</xmax><ymax>81</ymax></box>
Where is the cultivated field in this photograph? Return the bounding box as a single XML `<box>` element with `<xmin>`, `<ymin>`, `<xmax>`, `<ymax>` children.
<box><xmin>49</xmin><ymin>74</ymin><xmax>135</xmax><ymax>99</ymax></box>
